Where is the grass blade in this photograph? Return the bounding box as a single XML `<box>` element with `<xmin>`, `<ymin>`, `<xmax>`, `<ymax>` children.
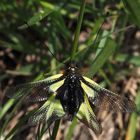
<box><xmin>50</xmin><ymin>120</ymin><xmax>61</xmax><ymax>140</ymax></box>
<box><xmin>71</xmin><ymin>0</ymin><xmax>86</xmax><ymax>61</ymax></box>
<box><xmin>122</xmin><ymin>0</ymin><xmax>140</xmax><ymax>28</ymax></box>
<box><xmin>87</xmin><ymin>35</ymin><xmax>117</xmax><ymax>77</ymax></box>
<box><xmin>125</xmin><ymin>89</ymin><xmax>140</xmax><ymax>140</ymax></box>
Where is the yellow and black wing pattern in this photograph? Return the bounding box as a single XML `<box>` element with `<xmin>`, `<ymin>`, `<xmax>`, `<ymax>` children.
<box><xmin>28</xmin><ymin>94</ymin><xmax>65</xmax><ymax>128</ymax></box>
<box><xmin>77</xmin><ymin>76</ymin><xmax>135</xmax><ymax>134</ymax></box>
<box><xmin>76</xmin><ymin>93</ymin><xmax>102</xmax><ymax>134</ymax></box>
<box><xmin>6</xmin><ymin>74</ymin><xmax>66</xmax><ymax>129</ymax></box>
<box><xmin>81</xmin><ymin>76</ymin><xmax>135</xmax><ymax>112</ymax></box>
<box><xmin>6</xmin><ymin>66</ymin><xmax>136</xmax><ymax>134</ymax></box>
<box><xmin>7</xmin><ymin>74</ymin><xmax>64</xmax><ymax>102</ymax></box>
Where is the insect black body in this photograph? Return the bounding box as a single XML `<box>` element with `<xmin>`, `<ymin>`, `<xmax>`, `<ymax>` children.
<box><xmin>56</xmin><ymin>66</ymin><xmax>84</xmax><ymax>119</ymax></box>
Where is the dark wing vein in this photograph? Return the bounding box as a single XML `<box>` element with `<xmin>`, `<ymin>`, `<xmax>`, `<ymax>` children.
<box><xmin>82</xmin><ymin>78</ymin><xmax>136</xmax><ymax>112</ymax></box>
<box><xmin>6</xmin><ymin>75</ymin><xmax>64</xmax><ymax>102</ymax></box>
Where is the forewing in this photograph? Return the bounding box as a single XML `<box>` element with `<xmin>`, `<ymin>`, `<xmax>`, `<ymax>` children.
<box><xmin>6</xmin><ymin>74</ymin><xmax>65</xmax><ymax>102</ymax></box>
<box><xmin>76</xmin><ymin>94</ymin><xmax>102</xmax><ymax>134</ymax></box>
<box><xmin>81</xmin><ymin>76</ymin><xmax>136</xmax><ymax>112</ymax></box>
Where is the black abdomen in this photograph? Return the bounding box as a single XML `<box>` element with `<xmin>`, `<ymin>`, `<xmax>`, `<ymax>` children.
<box><xmin>56</xmin><ymin>75</ymin><xmax>84</xmax><ymax>119</ymax></box>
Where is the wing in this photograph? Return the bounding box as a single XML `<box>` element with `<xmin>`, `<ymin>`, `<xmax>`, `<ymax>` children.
<box><xmin>6</xmin><ymin>74</ymin><xmax>65</xmax><ymax>102</ymax></box>
<box><xmin>81</xmin><ymin>76</ymin><xmax>136</xmax><ymax>112</ymax></box>
<box><xmin>28</xmin><ymin>94</ymin><xmax>65</xmax><ymax>127</ymax></box>
<box><xmin>76</xmin><ymin>94</ymin><xmax>102</xmax><ymax>134</ymax></box>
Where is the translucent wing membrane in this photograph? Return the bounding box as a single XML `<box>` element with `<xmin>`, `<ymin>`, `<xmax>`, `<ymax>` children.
<box><xmin>29</xmin><ymin>105</ymin><xmax>48</xmax><ymax>124</ymax></box>
<box><xmin>7</xmin><ymin>84</ymin><xmax>50</xmax><ymax>102</ymax></box>
<box><xmin>82</xmin><ymin>77</ymin><xmax>136</xmax><ymax>112</ymax></box>
<box><xmin>29</xmin><ymin>95</ymin><xmax>65</xmax><ymax>127</ymax></box>
<box><xmin>92</xmin><ymin>90</ymin><xmax>135</xmax><ymax>112</ymax></box>
<box><xmin>6</xmin><ymin>74</ymin><xmax>64</xmax><ymax>102</ymax></box>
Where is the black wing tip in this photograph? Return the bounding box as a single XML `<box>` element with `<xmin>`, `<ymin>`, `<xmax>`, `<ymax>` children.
<box><xmin>96</xmin><ymin>128</ymin><xmax>102</xmax><ymax>135</ymax></box>
<box><xmin>122</xmin><ymin>97</ymin><xmax>136</xmax><ymax>112</ymax></box>
<box><xmin>125</xmin><ymin>100</ymin><xmax>136</xmax><ymax>113</ymax></box>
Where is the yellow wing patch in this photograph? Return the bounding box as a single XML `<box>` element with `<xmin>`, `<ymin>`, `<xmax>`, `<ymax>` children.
<box><xmin>76</xmin><ymin>94</ymin><xmax>102</xmax><ymax>134</ymax></box>
<box><xmin>80</xmin><ymin>76</ymin><xmax>98</xmax><ymax>99</ymax></box>
<box><xmin>46</xmin><ymin>74</ymin><xmax>65</xmax><ymax>92</ymax></box>
<box><xmin>83</xmin><ymin>76</ymin><xmax>99</xmax><ymax>86</ymax></box>
<box><xmin>29</xmin><ymin>94</ymin><xmax>65</xmax><ymax>124</ymax></box>
<box><xmin>46</xmin><ymin>74</ymin><xmax>63</xmax><ymax>81</ymax></box>
<box><xmin>49</xmin><ymin>80</ymin><xmax>65</xmax><ymax>92</ymax></box>
<box><xmin>80</xmin><ymin>81</ymin><xmax>96</xmax><ymax>98</ymax></box>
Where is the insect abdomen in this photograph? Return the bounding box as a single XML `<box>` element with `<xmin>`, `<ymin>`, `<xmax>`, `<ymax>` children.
<box><xmin>56</xmin><ymin>75</ymin><xmax>84</xmax><ymax>119</ymax></box>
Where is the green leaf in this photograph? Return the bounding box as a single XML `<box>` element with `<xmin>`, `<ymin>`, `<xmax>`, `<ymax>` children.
<box><xmin>80</xmin><ymin>18</ymin><xmax>104</xmax><ymax>62</ymax></box>
<box><xmin>51</xmin><ymin>12</ymin><xmax>71</xmax><ymax>40</ymax></box>
<box><xmin>0</xmin><ymin>99</ymin><xmax>15</xmax><ymax>120</ymax></box>
<box><xmin>0</xmin><ymin>33</ymin><xmax>36</xmax><ymax>53</ymax></box>
<box><xmin>122</xmin><ymin>0</ymin><xmax>140</xmax><ymax>28</ymax></box>
<box><xmin>65</xmin><ymin>118</ymin><xmax>77</xmax><ymax>140</ymax></box>
<box><xmin>125</xmin><ymin>89</ymin><xmax>140</xmax><ymax>140</ymax></box>
<box><xmin>87</xmin><ymin>34</ymin><xmax>117</xmax><ymax>77</ymax></box>
<box><xmin>115</xmin><ymin>53</ymin><xmax>140</xmax><ymax>66</ymax></box>
<box><xmin>71</xmin><ymin>0</ymin><xmax>86</xmax><ymax>61</ymax></box>
<box><xmin>19</xmin><ymin>7</ymin><xmax>54</xmax><ymax>29</ymax></box>
<box><xmin>50</xmin><ymin>120</ymin><xmax>61</xmax><ymax>140</ymax></box>
<box><xmin>6</xmin><ymin>64</ymin><xmax>34</xmax><ymax>76</ymax></box>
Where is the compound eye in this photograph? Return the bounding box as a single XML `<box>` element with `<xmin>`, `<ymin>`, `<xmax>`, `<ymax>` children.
<box><xmin>71</xmin><ymin>67</ymin><xmax>75</xmax><ymax>71</ymax></box>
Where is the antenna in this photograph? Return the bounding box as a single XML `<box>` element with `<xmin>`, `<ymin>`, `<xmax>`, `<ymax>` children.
<box><xmin>43</xmin><ymin>42</ymin><xmax>65</xmax><ymax>65</ymax></box>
